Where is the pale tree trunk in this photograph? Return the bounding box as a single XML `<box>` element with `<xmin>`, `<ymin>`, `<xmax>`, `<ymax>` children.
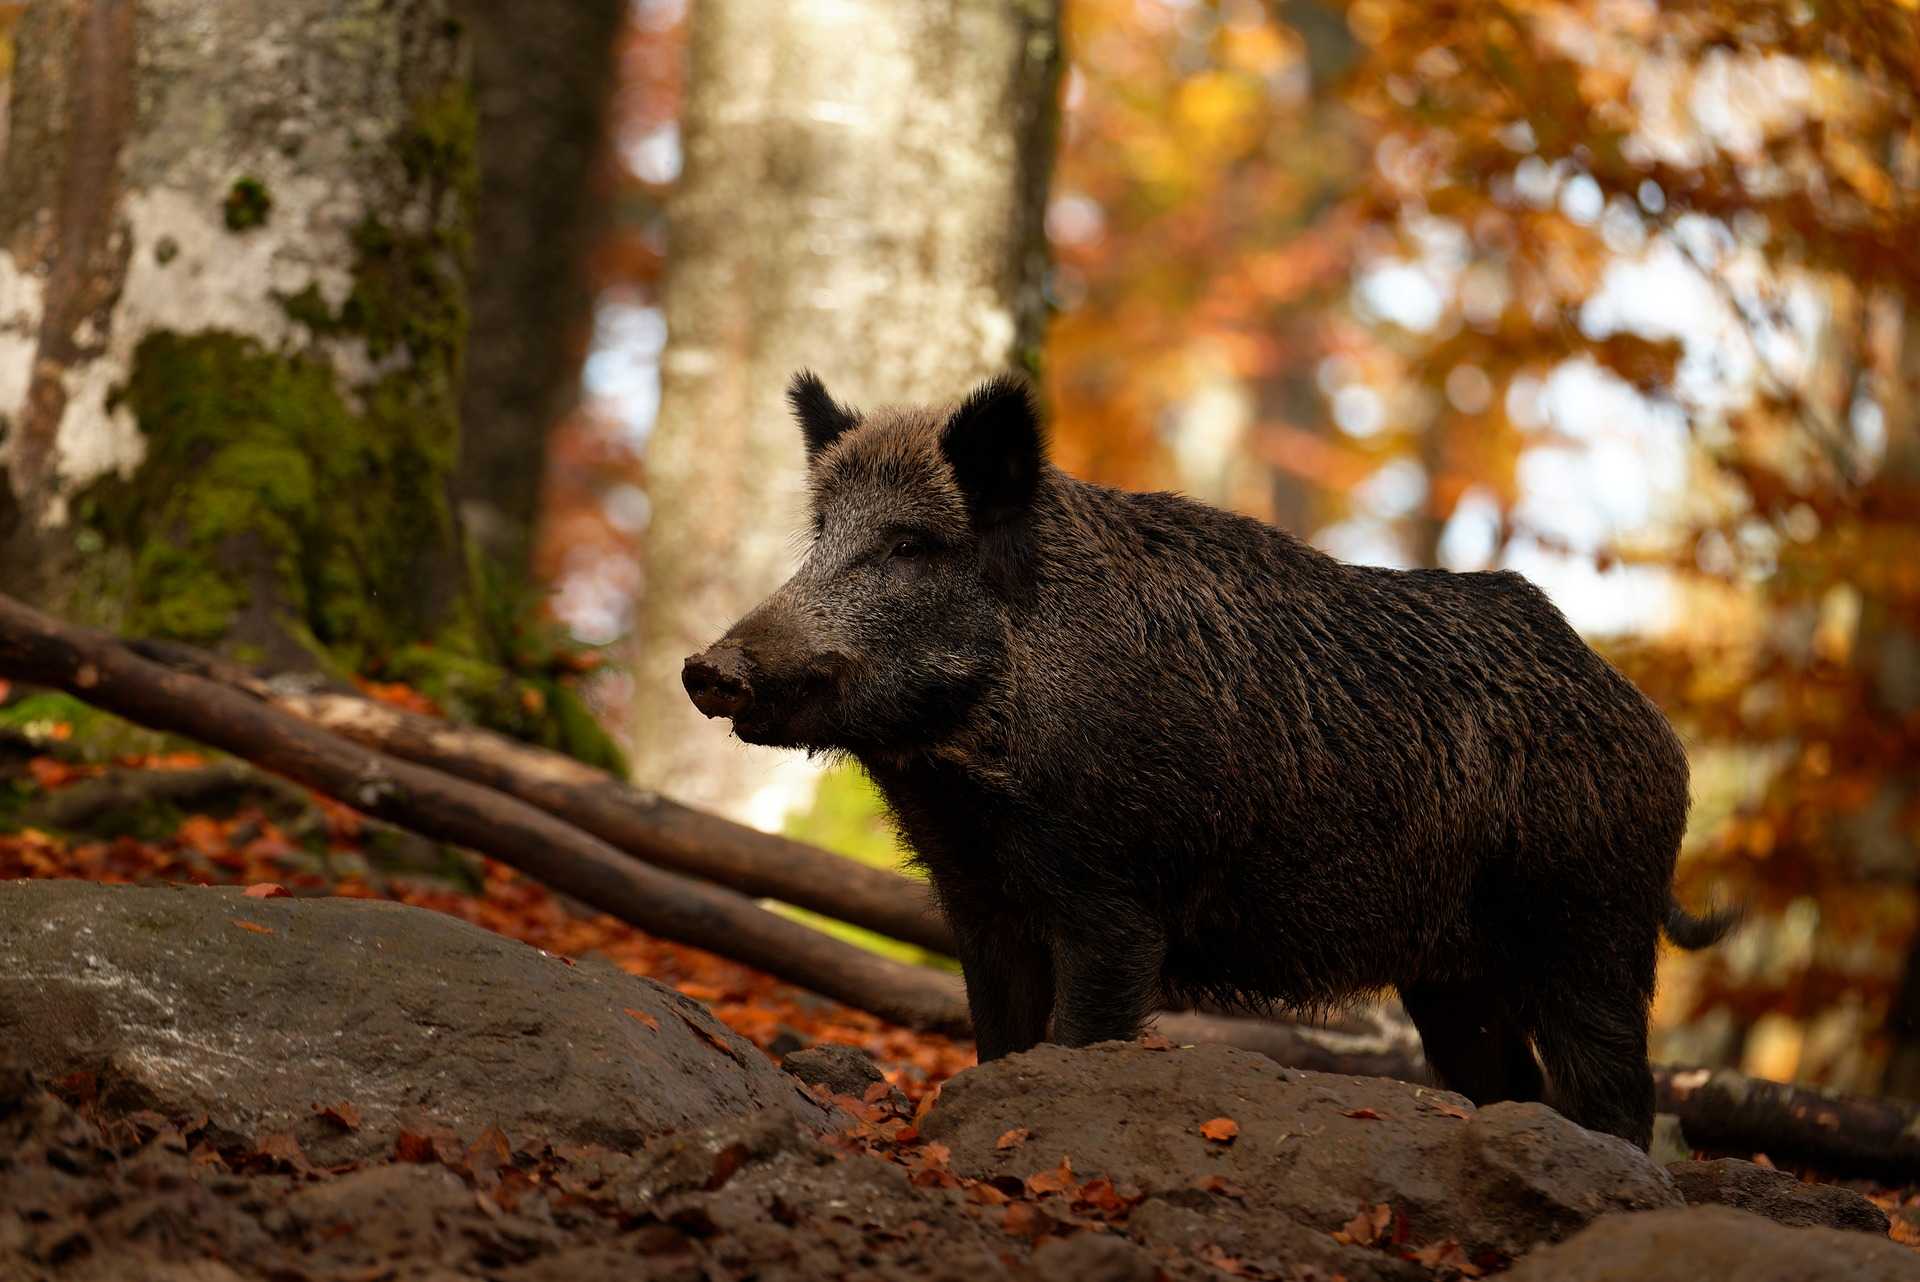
<box><xmin>632</xmin><ymin>0</ymin><xmax>1061</xmax><ymax>816</ymax></box>
<box><xmin>0</xmin><ymin>0</ymin><xmax>473</xmax><ymax>672</ymax></box>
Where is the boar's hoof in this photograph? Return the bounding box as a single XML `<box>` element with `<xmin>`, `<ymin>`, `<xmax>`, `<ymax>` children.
<box><xmin>683</xmin><ymin>647</ymin><xmax>754</xmax><ymax>719</ymax></box>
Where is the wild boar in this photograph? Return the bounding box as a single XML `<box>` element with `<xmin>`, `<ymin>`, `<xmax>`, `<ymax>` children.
<box><xmin>682</xmin><ymin>371</ymin><xmax>1734</xmax><ymax>1149</ymax></box>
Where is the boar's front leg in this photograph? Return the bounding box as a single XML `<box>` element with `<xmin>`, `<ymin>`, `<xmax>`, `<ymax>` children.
<box><xmin>953</xmin><ymin>921</ymin><xmax>1055</xmax><ymax>1062</ymax></box>
<box><xmin>1048</xmin><ymin>910</ymin><xmax>1168</xmax><ymax>1048</ymax></box>
<box><xmin>934</xmin><ymin>870</ymin><xmax>1055</xmax><ymax>1061</ymax></box>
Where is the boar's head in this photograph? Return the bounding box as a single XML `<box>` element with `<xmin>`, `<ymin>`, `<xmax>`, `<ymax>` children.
<box><xmin>682</xmin><ymin>371</ymin><xmax>1044</xmax><ymax>753</ymax></box>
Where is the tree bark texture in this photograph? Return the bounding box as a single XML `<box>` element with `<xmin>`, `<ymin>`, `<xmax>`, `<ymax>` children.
<box><xmin>632</xmin><ymin>0</ymin><xmax>1062</xmax><ymax>814</ymax></box>
<box><xmin>451</xmin><ymin>0</ymin><xmax>624</xmax><ymax>570</ymax></box>
<box><xmin>0</xmin><ymin>0</ymin><xmax>474</xmax><ymax>669</ymax></box>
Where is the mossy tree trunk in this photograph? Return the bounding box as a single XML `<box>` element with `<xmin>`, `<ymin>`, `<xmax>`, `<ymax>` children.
<box><xmin>0</xmin><ymin>0</ymin><xmax>474</xmax><ymax>674</ymax></box>
<box><xmin>632</xmin><ymin>0</ymin><xmax>1063</xmax><ymax>815</ymax></box>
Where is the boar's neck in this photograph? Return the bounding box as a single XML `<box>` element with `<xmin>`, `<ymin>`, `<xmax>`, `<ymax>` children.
<box><xmin>859</xmin><ymin>747</ymin><xmax>1015</xmax><ymax>881</ymax></box>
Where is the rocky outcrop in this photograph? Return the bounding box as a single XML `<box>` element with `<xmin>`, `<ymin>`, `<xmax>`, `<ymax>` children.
<box><xmin>0</xmin><ymin>880</ymin><xmax>832</xmax><ymax>1161</ymax></box>
<box><xmin>4</xmin><ymin>881</ymin><xmax>1909</xmax><ymax>1282</ymax></box>
<box><xmin>921</xmin><ymin>1040</ymin><xmax>1682</xmax><ymax>1271</ymax></box>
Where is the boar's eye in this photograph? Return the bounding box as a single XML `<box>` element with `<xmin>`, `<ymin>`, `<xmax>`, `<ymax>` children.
<box><xmin>890</xmin><ymin>535</ymin><xmax>929</xmax><ymax>560</ymax></box>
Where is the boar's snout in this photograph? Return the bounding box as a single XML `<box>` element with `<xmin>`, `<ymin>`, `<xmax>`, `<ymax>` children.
<box><xmin>682</xmin><ymin>644</ymin><xmax>755</xmax><ymax>720</ymax></box>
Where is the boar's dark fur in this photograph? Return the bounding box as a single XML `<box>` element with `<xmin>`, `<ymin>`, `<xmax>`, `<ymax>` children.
<box><xmin>682</xmin><ymin>372</ymin><xmax>1737</xmax><ymax>1150</ymax></box>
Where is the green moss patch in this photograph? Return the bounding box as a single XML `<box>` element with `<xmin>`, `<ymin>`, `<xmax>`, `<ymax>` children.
<box><xmin>84</xmin><ymin>331</ymin><xmax>457</xmax><ymax>666</ymax></box>
<box><xmin>223</xmin><ymin>176</ymin><xmax>272</xmax><ymax>231</ymax></box>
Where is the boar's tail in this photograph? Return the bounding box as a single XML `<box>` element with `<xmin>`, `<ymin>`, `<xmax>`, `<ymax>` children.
<box><xmin>1663</xmin><ymin>897</ymin><xmax>1742</xmax><ymax>950</ymax></box>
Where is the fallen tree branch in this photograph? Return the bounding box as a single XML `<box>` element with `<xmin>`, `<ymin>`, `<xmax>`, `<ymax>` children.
<box><xmin>1656</xmin><ymin>1065</ymin><xmax>1920</xmax><ymax>1182</ymax></box>
<box><xmin>24</xmin><ymin>762</ymin><xmax>272</xmax><ymax>830</ymax></box>
<box><xmin>0</xmin><ymin>593</ymin><xmax>970</xmax><ymax>1037</ymax></box>
<box><xmin>127</xmin><ymin>639</ymin><xmax>956</xmax><ymax>956</ymax></box>
<box><xmin>1153</xmin><ymin>1007</ymin><xmax>1435</xmax><ymax>1083</ymax></box>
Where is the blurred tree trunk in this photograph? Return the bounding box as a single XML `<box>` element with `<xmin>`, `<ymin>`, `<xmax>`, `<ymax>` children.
<box><xmin>451</xmin><ymin>0</ymin><xmax>624</xmax><ymax>572</ymax></box>
<box><xmin>632</xmin><ymin>0</ymin><xmax>1062</xmax><ymax>814</ymax></box>
<box><xmin>0</xmin><ymin>0</ymin><xmax>472</xmax><ymax>673</ymax></box>
<box><xmin>1870</xmin><ymin>295</ymin><xmax>1920</xmax><ymax>1099</ymax></box>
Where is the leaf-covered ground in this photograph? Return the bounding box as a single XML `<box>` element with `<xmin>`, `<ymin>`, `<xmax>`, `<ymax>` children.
<box><xmin>5</xmin><ymin>736</ymin><xmax>1920</xmax><ymax>1277</ymax></box>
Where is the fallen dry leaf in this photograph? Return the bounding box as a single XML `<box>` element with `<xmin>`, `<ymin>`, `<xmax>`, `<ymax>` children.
<box><xmin>623</xmin><ymin>1007</ymin><xmax>661</xmax><ymax>1031</ymax></box>
<box><xmin>1139</xmin><ymin>1033</ymin><xmax>1175</xmax><ymax>1051</ymax></box>
<box><xmin>394</xmin><ymin>1132</ymin><xmax>437</xmax><ymax>1164</ymax></box>
<box><xmin>315</xmin><ymin>1102</ymin><xmax>362</xmax><ymax>1131</ymax></box>
<box><xmin>243</xmin><ymin>883</ymin><xmax>290</xmax><ymax>899</ymax></box>
<box><xmin>1025</xmin><ymin>1155</ymin><xmax>1075</xmax><ymax>1196</ymax></box>
<box><xmin>1200</xmin><ymin>1116</ymin><xmax>1240</xmax><ymax>1143</ymax></box>
<box><xmin>230</xmin><ymin>918</ymin><xmax>273</xmax><ymax>935</ymax></box>
<box><xmin>995</xmin><ymin>1127</ymin><xmax>1032</xmax><ymax>1151</ymax></box>
<box><xmin>1001</xmin><ymin>1201</ymin><xmax>1056</xmax><ymax>1242</ymax></box>
<box><xmin>1406</xmin><ymin>1238</ymin><xmax>1486</xmax><ymax>1276</ymax></box>
<box><xmin>1197</xmin><ymin>1244</ymin><xmax>1255</xmax><ymax>1276</ymax></box>
<box><xmin>252</xmin><ymin>1132</ymin><xmax>313</xmax><ymax>1174</ymax></box>
<box><xmin>1342</xmin><ymin>1107</ymin><xmax>1384</xmax><ymax>1120</ymax></box>
<box><xmin>1333</xmin><ymin>1201</ymin><xmax>1393</xmax><ymax>1246</ymax></box>
<box><xmin>1075</xmin><ymin>1176</ymin><xmax>1135</xmax><ymax>1216</ymax></box>
<box><xmin>465</xmin><ymin>1126</ymin><xmax>512</xmax><ymax>1173</ymax></box>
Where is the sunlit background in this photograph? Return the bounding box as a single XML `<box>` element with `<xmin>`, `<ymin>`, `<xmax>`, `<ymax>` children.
<box><xmin>532</xmin><ymin>0</ymin><xmax>1920</xmax><ymax>1096</ymax></box>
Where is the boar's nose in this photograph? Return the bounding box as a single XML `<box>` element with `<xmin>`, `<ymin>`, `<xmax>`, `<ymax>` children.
<box><xmin>682</xmin><ymin>644</ymin><xmax>754</xmax><ymax>720</ymax></box>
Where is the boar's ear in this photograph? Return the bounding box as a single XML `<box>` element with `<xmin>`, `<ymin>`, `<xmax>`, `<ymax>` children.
<box><xmin>788</xmin><ymin>370</ymin><xmax>860</xmax><ymax>460</ymax></box>
<box><xmin>939</xmin><ymin>375</ymin><xmax>1045</xmax><ymax>528</ymax></box>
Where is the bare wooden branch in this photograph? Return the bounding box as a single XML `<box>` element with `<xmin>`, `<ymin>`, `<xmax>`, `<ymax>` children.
<box><xmin>1153</xmin><ymin>1007</ymin><xmax>1435</xmax><ymax>1083</ymax></box>
<box><xmin>127</xmin><ymin>639</ymin><xmax>957</xmax><ymax>955</ymax></box>
<box><xmin>1657</xmin><ymin>1065</ymin><xmax>1920</xmax><ymax>1182</ymax></box>
<box><xmin>24</xmin><ymin>763</ymin><xmax>267</xmax><ymax>830</ymax></box>
<box><xmin>0</xmin><ymin>592</ymin><xmax>971</xmax><ymax>1037</ymax></box>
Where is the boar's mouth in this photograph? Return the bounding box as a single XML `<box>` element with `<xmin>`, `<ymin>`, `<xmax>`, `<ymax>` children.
<box><xmin>682</xmin><ymin>642</ymin><xmax>849</xmax><ymax>749</ymax></box>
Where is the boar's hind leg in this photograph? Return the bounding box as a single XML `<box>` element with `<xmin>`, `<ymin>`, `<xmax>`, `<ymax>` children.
<box><xmin>1399</xmin><ymin>981</ymin><xmax>1544</xmax><ymax>1108</ymax></box>
<box><xmin>955</xmin><ymin>925</ymin><xmax>1056</xmax><ymax>1062</ymax></box>
<box><xmin>1528</xmin><ymin>985</ymin><xmax>1657</xmax><ymax>1150</ymax></box>
<box><xmin>1048</xmin><ymin>912</ymin><xmax>1168</xmax><ymax>1049</ymax></box>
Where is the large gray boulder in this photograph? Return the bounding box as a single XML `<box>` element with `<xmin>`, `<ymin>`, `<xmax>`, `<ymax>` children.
<box><xmin>1502</xmin><ymin>1205</ymin><xmax>1920</xmax><ymax>1281</ymax></box>
<box><xmin>0</xmin><ymin>879</ymin><xmax>833</xmax><ymax>1159</ymax></box>
<box><xmin>922</xmin><ymin>1040</ymin><xmax>1681</xmax><ymax>1273</ymax></box>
